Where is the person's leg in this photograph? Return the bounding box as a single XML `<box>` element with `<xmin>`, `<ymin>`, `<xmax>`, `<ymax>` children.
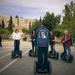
<box><xmin>53</xmin><ymin>44</ymin><xmax>55</xmax><ymax>54</ymax></box>
<box><xmin>38</xmin><ymin>47</ymin><xmax>43</xmax><ymax>69</ymax></box>
<box><xmin>18</xmin><ymin>40</ymin><xmax>20</xmax><ymax>50</ymax></box>
<box><xmin>14</xmin><ymin>40</ymin><xmax>16</xmax><ymax>52</ymax></box>
<box><xmin>50</xmin><ymin>44</ymin><xmax>54</xmax><ymax>53</ymax></box>
<box><xmin>67</xmin><ymin>47</ymin><xmax>71</xmax><ymax>57</ymax></box>
<box><xmin>63</xmin><ymin>44</ymin><xmax>66</xmax><ymax>57</ymax></box>
<box><xmin>16</xmin><ymin>40</ymin><xmax>20</xmax><ymax>52</ymax></box>
<box><xmin>32</xmin><ymin>41</ymin><xmax>34</xmax><ymax>52</ymax></box>
<box><xmin>43</xmin><ymin>47</ymin><xmax>48</xmax><ymax>69</ymax></box>
<box><xmin>35</xmin><ymin>43</ymin><xmax>37</xmax><ymax>55</ymax></box>
<box><xmin>14</xmin><ymin>40</ymin><xmax>20</xmax><ymax>53</ymax></box>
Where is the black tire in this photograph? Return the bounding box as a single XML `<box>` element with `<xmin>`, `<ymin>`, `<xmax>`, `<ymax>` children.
<box><xmin>61</xmin><ymin>52</ymin><xmax>73</xmax><ymax>63</ymax></box>
<box><xmin>29</xmin><ymin>50</ymin><xmax>33</xmax><ymax>56</ymax></box>
<box><xmin>48</xmin><ymin>51</ymin><xmax>59</xmax><ymax>60</ymax></box>
<box><xmin>11</xmin><ymin>51</ymin><xmax>15</xmax><ymax>58</ymax></box>
<box><xmin>0</xmin><ymin>44</ymin><xmax>2</xmax><ymax>47</ymax></box>
<box><xmin>61</xmin><ymin>52</ymin><xmax>65</xmax><ymax>60</ymax></box>
<box><xmin>18</xmin><ymin>51</ymin><xmax>22</xmax><ymax>58</ymax></box>
<box><xmin>66</xmin><ymin>55</ymin><xmax>73</xmax><ymax>63</ymax></box>
<box><xmin>34</xmin><ymin>61</ymin><xmax>52</xmax><ymax>75</ymax></box>
<box><xmin>55</xmin><ymin>52</ymin><xmax>59</xmax><ymax>60</ymax></box>
<box><xmin>48</xmin><ymin>51</ymin><xmax>54</xmax><ymax>58</ymax></box>
<box><xmin>29</xmin><ymin>50</ymin><xmax>36</xmax><ymax>57</ymax></box>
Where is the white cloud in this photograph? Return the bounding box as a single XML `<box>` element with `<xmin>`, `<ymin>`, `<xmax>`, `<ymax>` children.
<box><xmin>0</xmin><ymin>0</ymin><xmax>74</xmax><ymax>18</ymax></box>
<box><xmin>0</xmin><ymin>0</ymin><xmax>72</xmax><ymax>8</ymax></box>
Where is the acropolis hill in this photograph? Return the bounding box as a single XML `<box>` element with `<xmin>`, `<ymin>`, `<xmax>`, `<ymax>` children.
<box><xmin>0</xmin><ymin>15</ymin><xmax>36</xmax><ymax>30</ymax></box>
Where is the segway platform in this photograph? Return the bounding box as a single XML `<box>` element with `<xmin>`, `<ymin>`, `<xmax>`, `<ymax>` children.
<box><xmin>61</xmin><ymin>52</ymin><xmax>73</xmax><ymax>63</ymax></box>
<box><xmin>11</xmin><ymin>50</ymin><xmax>22</xmax><ymax>58</ymax></box>
<box><xmin>34</xmin><ymin>61</ymin><xmax>52</xmax><ymax>75</ymax></box>
<box><xmin>28</xmin><ymin>50</ymin><xmax>37</xmax><ymax>57</ymax></box>
<box><xmin>48</xmin><ymin>51</ymin><xmax>59</xmax><ymax>60</ymax></box>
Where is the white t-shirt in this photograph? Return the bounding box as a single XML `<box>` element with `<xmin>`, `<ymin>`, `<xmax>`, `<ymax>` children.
<box><xmin>12</xmin><ymin>32</ymin><xmax>22</xmax><ymax>40</ymax></box>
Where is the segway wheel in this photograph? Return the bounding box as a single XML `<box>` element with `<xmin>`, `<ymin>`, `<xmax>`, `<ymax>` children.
<box><xmin>34</xmin><ymin>61</ymin><xmax>52</xmax><ymax>75</ymax></box>
<box><xmin>48</xmin><ymin>51</ymin><xmax>59</xmax><ymax>60</ymax></box>
<box><xmin>61</xmin><ymin>52</ymin><xmax>65</xmax><ymax>60</ymax></box>
<box><xmin>48</xmin><ymin>51</ymin><xmax>54</xmax><ymax>59</ymax></box>
<box><xmin>28</xmin><ymin>50</ymin><xmax>33</xmax><ymax>56</ymax></box>
<box><xmin>11</xmin><ymin>51</ymin><xmax>15</xmax><ymax>58</ymax></box>
<box><xmin>18</xmin><ymin>51</ymin><xmax>22</xmax><ymax>58</ymax></box>
<box><xmin>55</xmin><ymin>52</ymin><xmax>59</xmax><ymax>60</ymax></box>
<box><xmin>66</xmin><ymin>55</ymin><xmax>73</xmax><ymax>63</ymax></box>
<box><xmin>28</xmin><ymin>50</ymin><xmax>36</xmax><ymax>57</ymax></box>
<box><xmin>0</xmin><ymin>44</ymin><xmax>2</xmax><ymax>47</ymax></box>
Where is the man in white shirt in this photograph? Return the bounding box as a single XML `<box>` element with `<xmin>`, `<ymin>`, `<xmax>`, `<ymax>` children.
<box><xmin>12</xmin><ymin>29</ymin><xmax>22</xmax><ymax>52</ymax></box>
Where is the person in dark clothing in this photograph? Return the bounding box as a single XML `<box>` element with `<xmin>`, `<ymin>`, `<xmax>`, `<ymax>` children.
<box><xmin>31</xmin><ymin>30</ymin><xmax>35</xmax><ymax>52</ymax></box>
<box><xmin>35</xmin><ymin>25</ymin><xmax>51</xmax><ymax>72</ymax></box>
<box><xmin>0</xmin><ymin>34</ymin><xmax>2</xmax><ymax>47</ymax></box>
<box><xmin>61</xmin><ymin>30</ymin><xmax>71</xmax><ymax>58</ymax></box>
<box><xmin>49</xmin><ymin>31</ymin><xmax>56</xmax><ymax>54</ymax></box>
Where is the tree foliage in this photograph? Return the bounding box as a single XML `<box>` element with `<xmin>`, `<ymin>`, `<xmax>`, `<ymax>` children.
<box><xmin>30</xmin><ymin>12</ymin><xmax>60</xmax><ymax>32</ymax></box>
<box><xmin>15</xmin><ymin>15</ymin><xmax>19</xmax><ymax>26</ymax></box>
<box><xmin>62</xmin><ymin>1</ymin><xmax>75</xmax><ymax>36</ymax></box>
<box><xmin>29</xmin><ymin>19</ymin><xmax>42</xmax><ymax>32</ymax></box>
<box><xmin>8</xmin><ymin>16</ymin><xmax>13</xmax><ymax>33</ymax></box>
<box><xmin>43</xmin><ymin>12</ymin><xmax>60</xmax><ymax>31</ymax></box>
<box><xmin>2</xmin><ymin>20</ymin><xmax>5</xmax><ymax>28</ymax></box>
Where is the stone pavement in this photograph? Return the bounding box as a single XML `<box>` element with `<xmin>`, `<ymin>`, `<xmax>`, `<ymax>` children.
<box><xmin>0</xmin><ymin>40</ymin><xmax>75</xmax><ymax>75</ymax></box>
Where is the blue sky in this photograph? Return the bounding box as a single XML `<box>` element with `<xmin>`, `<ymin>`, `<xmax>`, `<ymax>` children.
<box><xmin>0</xmin><ymin>0</ymin><xmax>74</xmax><ymax>19</ymax></box>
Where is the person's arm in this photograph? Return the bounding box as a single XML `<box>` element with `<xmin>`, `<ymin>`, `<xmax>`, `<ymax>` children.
<box><xmin>12</xmin><ymin>32</ymin><xmax>15</xmax><ymax>40</ymax></box>
<box><xmin>65</xmin><ymin>33</ymin><xmax>70</xmax><ymax>43</ymax></box>
<box><xmin>34</xmin><ymin>30</ymin><xmax>38</xmax><ymax>45</ymax></box>
<box><xmin>61</xmin><ymin>36</ymin><xmax>64</xmax><ymax>43</ymax></box>
<box><xmin>49</xmin><ymin>31</ymin><xmax>52</xmax><ymax>42</ymax></box>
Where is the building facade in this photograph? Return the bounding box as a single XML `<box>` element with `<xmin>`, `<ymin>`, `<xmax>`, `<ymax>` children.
<box><xmin>0</xmin><ymin>16</ymin><xmax>35</xmax><ymax>30</ymax></box>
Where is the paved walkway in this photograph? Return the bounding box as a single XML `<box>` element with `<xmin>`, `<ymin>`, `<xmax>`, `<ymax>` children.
<box><xmin>0</xmin><ymin>40</ymin><xmax>75</xmax><ymax>75</ymax></box>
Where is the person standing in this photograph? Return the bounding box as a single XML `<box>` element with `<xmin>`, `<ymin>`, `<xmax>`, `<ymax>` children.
<box><xmin>49</xmin><ymin>31</ymin><xmax>56</xmax><ymax>54</ymax></box>
<box><xmin>0</xmin><ymin>34</ymin><xmax>2</xmax><ymax>47</ymax></box>
<box><xmin>12</xmin><ymin>29</ymin><xmax>22</xmax><ymax>53</ymax></box>
<box><xmin>31</xmin><ymin>30</ymin><xmax>35</xmax><ymax>52</ymax></box>
<box><xmin>61</xmin><ymin>30</ymin><xmax>71</xmax><ymax>58</ymax></box>
<box><xmin>35</xmin><ymin>25</ymin><xmax>51</xmax><ymax>72</ymax></box>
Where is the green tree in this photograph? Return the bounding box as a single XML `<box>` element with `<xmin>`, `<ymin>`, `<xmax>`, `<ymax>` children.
<box><xmin>2</xmin><ymin>20</ymin><xmax>5</xmax><ymax>28</ymax></box>
<box><xmin>22</xmin><ymin>28</ymin><xmax>28</xmax><ymax>34</ymax></box>
<box><xmin>55</xmin><ymin>25</ymin><xmax>65</xmax><ymax>37</ymax></box>
<box><xmin>15</xmin><ymin>15</ymin><xmax>19</xmax><ymax>26</ymax></box>
<box><xmin>62</xmin><ymin>1</ymin><xmax>75</xmax><ymax>36</ymax></box>
<box><xmin>8</xmin><ymin>16</ymin><xmax>13</xmax><ymax>33</ymax></box>
<box><xmin>29</xmin><ymin>22</ymin><xmax>31</xmax><ymax>33</ymax></box>
<box><xmin>43</xmin><ymin>12</ymin><xmax>60</xmax><ymax>31</ymax></box>
<box><xmin>30</xmin><ymin>12</ymin><xmax>60</xmax><ymax>32</ymax></box>
<box><xmin>30</xmin><ymin>19</ymin><xmax>42</xmax><ymax>33</ymax></box>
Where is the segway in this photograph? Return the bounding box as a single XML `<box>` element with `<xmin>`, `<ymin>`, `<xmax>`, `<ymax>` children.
<box><xmin>0</xmin><ymin>44</ymin><xmax>2</xmax><ymax>47</ymax></box>
<box><xmin>34</xmin><ymin>60</ymin><xmax>52</xmax><ymax>75</ymax></box>
<box><xmin>28</xmin><ymin>46</ymin><xmax>38</xmax><ymax>57</ymax></box>
<box><xmin>11</xmin><ymin>50</ymin><xmax>22</xmax><ymax>59</ymax></box>
<box><xmin>48</xmin><ymin>50</ymin><xmax>59</xmax><ymax>60</ymax></box>
<box><xmin>61</xmin><ymin>52</ymin><xmax>73</xmax><ymax>63</ymax></box>
<box><xmin>28</xmin><ymin>50</ymin><xmax>37</xmax><ymax>57</ymax></box>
